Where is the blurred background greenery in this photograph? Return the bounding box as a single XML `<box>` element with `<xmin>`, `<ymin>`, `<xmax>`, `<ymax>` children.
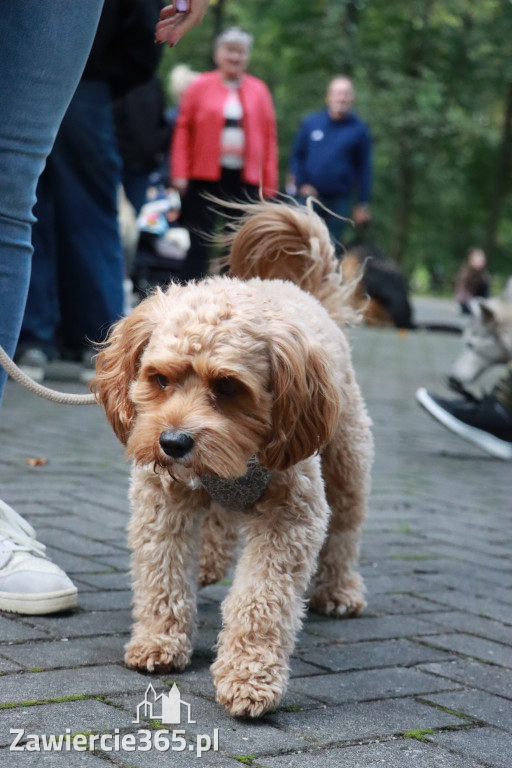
<box><xmin>160</xmin><ymin>0</ymin><xmax>512</xmax><ymax>293</ymax></box>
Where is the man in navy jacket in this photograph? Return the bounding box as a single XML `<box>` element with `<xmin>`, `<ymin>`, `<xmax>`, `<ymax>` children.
<box><xmin>290</xmin><ymin>76</ymin><xmax>372</xmax><ymax>248</ymax></box>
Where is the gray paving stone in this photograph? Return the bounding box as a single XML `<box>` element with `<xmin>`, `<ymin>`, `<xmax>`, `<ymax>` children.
<box><xmin>0</xmin><ymin>747</ymin><xmax>107</xmax><ymax>767</ymax></box>
<box><xmin>417</xmin><ymin>588</ymin><xmax>512</xmax><ymax>623</ymax></box>
<box><xmin>418</xmin><ymin>610</ymin><xmax>512</xmax><ymax>646</ymax></box>
<box><xmin>0</xmin><ymin>698</ymin><xmax>134</xmax><ymax>746</ymax></box>
<box><xmin>419</xmin><ymin>659</ymin><xmax>512</xmax><ymax>699</ymax></box>
<box><xmin>419</xmin><ymin>570</ymin><xmax>512</xmax><ymax>604</ymax></box>
<box><xmin>22</xmin><ymin>609</ymin><xmax>132</xmax><ymax>640</ymax></box>
<box><xmin>0</xmin><ymin>665</ymin><xmax>149</xmax><ymax>705</ymax></box>
<box><xmin>37</xmin><ymin>512</ymin><xmax>128</xmax><ymax>542</ymax></box>
<box><xmin>0</xmin><ymin>656</ymin><xmax>23</xmax><ymax>674</ymax></box>
<box><xmin>289</xmin><ymin>658</ymin><xmax>326</xmax><ymax>678</ymax></box>
<box><xmin>430</xmin><ymin>726</ymin><xmax>511</xmax><ymax>768</ymax></box>
<box><xmin>0</xmin><ymin>635</ymin><xmax>126</xmax><ymax>670</ymax></box>
<box><xmin>0</xmin><ymin>615</ymin><xmax>52</xmax><ymax>643</ymax></box>
<box><xmin>423</xmin><ymin>689</ymin><xmax>512</xmax><ymax>732</ymax></box>
<box><xmin>42</xmin><ymin>547</ymin><xmax>113</xmax><ymax>575</ymax></box>
<box><xmin>256</xmin><ymin>739</ymin><xmax>486</xmax><ymax>768</ymax></box>
<box><xmin>72</xmin><ymin>571</ymin><xmax>131</xmax><ymax>590</ymax></box>
<box><xmin>75</xmin><ymin>590</ymin><xmax>132</xmax><ymax>612</ymax></box>
<box><xmin>289</xmin><ymin>666</ymin><xmax>461</xmax><ymax>705</ymax></box>
<box><xmin>298</xmin><ymin>638</ymin><xmax>452</xmax><ymax>672</ymax></box>
<box><xmin>364</xmin><ymin>592</ymin><xmax>449</xmax><ymax>615</ymax></box>
<box><xmin>273</xmin><ymin>697</ymin><xmax>467</xmax><ymax>745</ymax></box>
<box><xmin>304</xmin><ymin>615</ymin><xmax>442</xmax><ymax>643</ymax></box>
<box><xmin>50</xmin><ymin>500</ymin><xmax>128</xmax><ymax>530</ymax></box>
<box><xmin>421</xmin><ymin>632</ymin><xmax>512</xmax><ymax>668</ymax></box>
<box><xmin>113</xmin><ymin>745</ymin><xmax>242</xmax><ymax>767</ymax></box>
<box><xmin>36</xmin><ymin>527</ymin><xmax>123</xmax><ymax>558</ymax></box>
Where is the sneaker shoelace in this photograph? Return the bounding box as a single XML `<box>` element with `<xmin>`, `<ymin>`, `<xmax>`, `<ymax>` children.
<box><xmin>0</xmin><ymin>501</ymin><xmax>47</xmax><ymax>558</ymax></box>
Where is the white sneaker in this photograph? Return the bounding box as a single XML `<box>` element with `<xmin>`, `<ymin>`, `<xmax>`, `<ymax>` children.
<box><xmin>16</xmin><ymin>348</ymin><xmax>48</xmax><ymax>384</ymax></box>
<box><xmin>0</xmin><ymin>500</ymin><xmax>77</xmax><ymax>614</ymax></box>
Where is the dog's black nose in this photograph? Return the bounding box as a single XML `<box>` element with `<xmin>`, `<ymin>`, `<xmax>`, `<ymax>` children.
<box><xmin>159</xmin><ymin>430</ymin><xmax>194</xmax><ymax>459</ymax></box>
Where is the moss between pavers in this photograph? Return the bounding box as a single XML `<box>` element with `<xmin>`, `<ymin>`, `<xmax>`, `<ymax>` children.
<box><xmin>234</xmin><ymin>757</ymin><xmax>256</xmax><ymax>765</ymax></box>
<box><xmin>402</xmin><ymin>728</ymin><xmax>435</xmax><ymax>741</ymax></box>
<box><xmin>0</xmin><ymin>693</ymin><xmax>88</xmax><ymax>709</ymax></box>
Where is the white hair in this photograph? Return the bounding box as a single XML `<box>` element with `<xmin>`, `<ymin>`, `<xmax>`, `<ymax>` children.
<box><xmin>214</xmin><ymin>27</ymin><xmax>253</xmax><ymax>50</ymax></box>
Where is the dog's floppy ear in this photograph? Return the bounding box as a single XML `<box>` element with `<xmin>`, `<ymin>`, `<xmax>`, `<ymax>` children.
<box><xmin>91</xmin><ymin>293</ymin><xmax>162</xmax><ymax>444</ymax></box>
<box><xmin>258</xmin><ymin>324</ymin><xmax>341</xmax><ymax>471</ymax></box>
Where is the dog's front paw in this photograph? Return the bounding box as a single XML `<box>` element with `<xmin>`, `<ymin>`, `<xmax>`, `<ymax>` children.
<box><xmin>309</xmin><ymin>571</ymin><xmax>366</xmax><ymax>617</ymax></box>
<box><xmin>125</xmin><ymin>632</ymin><xmax>192</xmax><ymax>673</ymax></box>
<box><xmin>212</xmin><ymin>650</ymin><xmax>287</xmax><ymax>717</ymax></box>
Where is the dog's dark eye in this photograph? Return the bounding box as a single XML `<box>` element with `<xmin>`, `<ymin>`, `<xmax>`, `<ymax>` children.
<box><xmin>155</xmin><ymin>374</ymin><xmax>169</xmax><ymax>390</ymax></box>
<box><xmin>212</xmin><ymin>377</ymin><xmax>239</xmax><ymax>399</ymax></box>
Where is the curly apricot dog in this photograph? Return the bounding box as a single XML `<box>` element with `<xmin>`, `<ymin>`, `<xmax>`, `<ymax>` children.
<box><xmin>92</xmin><ymin>200</ymin><xmax>373</xmax><ymax>718</ymax></box>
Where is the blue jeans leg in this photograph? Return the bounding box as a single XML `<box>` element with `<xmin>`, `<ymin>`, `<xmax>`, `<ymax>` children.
<box><xmin>17</xmin><ymin>175</ymin><xmax>60</xmax><ymax>359</ymax></box>
<box><xmin>316</xmin><ymin>195</ymin><xmax>352</xmax><ymax>248</ymax></box>
<box><xmin>0</xmin><ymin>0</ymin><xmax>103</xmax><ymax>403</ymax></box>
<box><xmin>20</xmin><ymin>80</ymin><xmax>125</xmax><ymax>359</ymax></box>
<box><xmin>55</xmin><ymin>81</ymin><xmax>124</xmax><ymax>353</ymax></box>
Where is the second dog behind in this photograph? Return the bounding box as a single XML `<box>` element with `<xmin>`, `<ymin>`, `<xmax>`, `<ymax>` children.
<box><xmin>92</xmin><ymin>200</ymin><xmax>373</xmax><ymax>718</ymax></box>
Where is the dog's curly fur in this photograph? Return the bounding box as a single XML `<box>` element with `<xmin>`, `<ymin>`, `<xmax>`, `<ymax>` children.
<box><xmin>92</xmin><ymin>200</ymin><xmax>373</xmax><ymax>718</ymax></box>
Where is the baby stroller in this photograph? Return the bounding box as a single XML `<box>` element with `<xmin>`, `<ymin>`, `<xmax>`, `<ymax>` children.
<box><xmin>131</xmin><ymin>189</ymin><xmax>191</xmax><ymax>296</ymax></box>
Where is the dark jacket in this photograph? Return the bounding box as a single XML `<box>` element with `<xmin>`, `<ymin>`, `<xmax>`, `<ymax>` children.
<box><xmin>83</xmin><ymin>0</ymin><xmax>162</xmax><ymax>99</ymax></box>
<box><xmin>114</xmin><ymin>76</ymin><xmax>171</xmax><ymax>173</ymax></box>
<box><xmin>290</xmin><ymin>110</ymin><xmax>372</xmax><ymax>201</ymax></box>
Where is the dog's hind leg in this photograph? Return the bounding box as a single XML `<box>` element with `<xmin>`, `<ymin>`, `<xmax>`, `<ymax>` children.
<box><xmin>198</xmin><ymin>503</ymin><xmax>238</xmax><ymax>588</ymax></box>
<box><xmin>309</xmin><ymin>404</ymin><xmax>373</xmax><ymax>617</ymax></box>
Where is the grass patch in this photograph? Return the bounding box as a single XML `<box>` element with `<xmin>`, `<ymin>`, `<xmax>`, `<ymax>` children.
<box><xmin>402</xmin><ymin>728</ymin><xmax>435</xmax><ymax>742</ymax></box>
<box><xmin>234</xmin><ymin>756</ymin><xmax>256</xmax><ymax>765</ymax></box>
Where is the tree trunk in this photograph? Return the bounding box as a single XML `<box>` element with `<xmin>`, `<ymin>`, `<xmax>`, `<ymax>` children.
<box><xmin>485</xmin><ymin>81</ymin><xmax>512</xmax><ymax>259</ymax></box>
<box><xmin>211</xmin><ymin>0</ymin><xmax>226</xmax><ymax>45</ymax></box>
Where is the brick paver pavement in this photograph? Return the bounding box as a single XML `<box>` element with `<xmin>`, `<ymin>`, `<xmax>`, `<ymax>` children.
<box><xmin>0</xmin><ymin>298</ymin><xmax>510</xmax><ymax>767</ymax></box>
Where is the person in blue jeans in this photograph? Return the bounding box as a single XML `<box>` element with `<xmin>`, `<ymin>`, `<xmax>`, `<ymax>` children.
<box><xmin>289</xmin><ymin>75</ymin><xmax>372</xmax><ymax>249</ymax></box>
<box><xmin>16</xmin><ymin>0</ymin><xmax>162</xmax><ymax>384</ymax></box>
<box><xmin>0</xmin><ymin>0</ymin><xmax>211</xmax><ymax>615</ymax></box>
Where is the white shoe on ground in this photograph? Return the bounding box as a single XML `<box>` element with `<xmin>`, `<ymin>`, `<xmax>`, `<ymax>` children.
<box><xmin>0</xmin><ymin>500</ymin><xmax>77</xmax><ymax>614</ymax></box>
<box><xmin>16</xmin><ymin>348</ymin><xmax>48</xmax><ymax>384</ymax></box>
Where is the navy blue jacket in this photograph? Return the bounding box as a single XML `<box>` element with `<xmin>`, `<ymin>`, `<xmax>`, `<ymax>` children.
<box><xmin>290</xmin><ymin>110</ymin><xmax>372</xmax><ymax>201</ymax></box>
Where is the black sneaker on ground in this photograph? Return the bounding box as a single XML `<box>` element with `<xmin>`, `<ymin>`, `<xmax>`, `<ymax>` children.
<box><xmin>416</xmin><ymin>387</ymin><xmax>512</xmax><ymax>460</ymax></box>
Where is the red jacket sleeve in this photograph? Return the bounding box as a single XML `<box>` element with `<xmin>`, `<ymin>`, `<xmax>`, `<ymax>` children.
<box><xmin>170</xmin><ymin>82</ymin><xmax>197</xmax><ymax>181</ymax></box>
<box><xmin>261</xmin><ymin>84</ymin><xmax>278</xmax><ymax>197</ymax></box>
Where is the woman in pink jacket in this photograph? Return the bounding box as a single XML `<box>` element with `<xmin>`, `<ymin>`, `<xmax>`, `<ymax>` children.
<box><xmin>171</xmin><ymin>27</ymin><xmax>278</xmax><ymax>280</ymax></box>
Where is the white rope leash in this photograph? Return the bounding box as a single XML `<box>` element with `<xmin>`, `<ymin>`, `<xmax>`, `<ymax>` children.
<box><xmin>0</xmin><ymin>343</ymin><xmax>97</xmax><ymax>406</ymax></box>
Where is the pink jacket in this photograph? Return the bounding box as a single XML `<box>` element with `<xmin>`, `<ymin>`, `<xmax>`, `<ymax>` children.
<box><xmin>171</xmin><ymin>70</ymin><xmax>278</xmax><ymax>197</ymax></box>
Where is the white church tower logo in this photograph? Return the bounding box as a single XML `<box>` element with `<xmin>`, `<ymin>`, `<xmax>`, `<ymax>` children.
<box><xmin>133</xmin><ymin>683</ymin><xmax>196</xmax><ymax>725</ymax></box>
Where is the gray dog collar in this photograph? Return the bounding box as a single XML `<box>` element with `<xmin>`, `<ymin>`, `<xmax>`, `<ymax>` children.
<box><xmin>199</xmin><ymin>456</ymin><xmax>271</xmax><ymax>511</ymax></box>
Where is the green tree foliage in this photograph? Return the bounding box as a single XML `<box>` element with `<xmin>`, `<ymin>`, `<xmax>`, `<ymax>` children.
<box><xmin>161</xmin><ymin>0</ymin><xmax>512</xmax><ymax>286</ymax></box>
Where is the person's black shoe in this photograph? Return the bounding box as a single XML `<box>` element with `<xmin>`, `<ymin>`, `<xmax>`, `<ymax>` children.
<box><xmin>416</xmin><ymin>387</ymin><xmax>512</xmax><ymax>460</ymax></box>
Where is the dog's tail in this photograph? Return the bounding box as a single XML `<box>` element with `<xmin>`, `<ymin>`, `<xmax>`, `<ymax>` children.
<box><xmin>222</xmin><ymin>197</ymin><xmax>361</xmax><ymax>326</ymax></box>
